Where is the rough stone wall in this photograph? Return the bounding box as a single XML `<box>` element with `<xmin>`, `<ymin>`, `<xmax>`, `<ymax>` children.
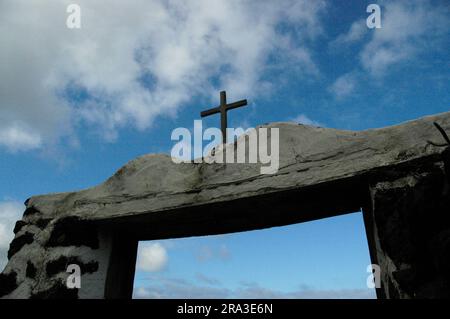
<box><xmin>1</xmin><ymin>114</ymin><xmax>450</xmax><ymax>299</ymax></box>
<box><xmin>0</xmin><ymin>212</ymin><xmax>114</xmax><ymax>299</ymax></box>
<box><xmin>367</xmin><ymin>149</ymin><xmax>450</xmax><ymax>298</ymax></box>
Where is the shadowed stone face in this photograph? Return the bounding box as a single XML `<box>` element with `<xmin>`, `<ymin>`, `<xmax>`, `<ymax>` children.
<box><xmin>26</xmin><ymin>262</ymin><xmax>36</xmax><ymax>279</ymax></box>
<box><xmin>45</xmin><ymin>217</ymin><xmax>99</xmax><ymax>249</ymax></box>
<box><xmin>30</xmin><ymin>282</ymin><xmax>79</xmax><ymax>300</ymax></box>
<box><xmin>8</xmin><ymin>232</ymin><xmax>34</xmax><ymax>259</ymax></box>
<box><xmin>46</xmin><ymin>256</ymin><xmax>98</xmax><ymax>277</ymax></box>
<box><xmin>367</xmin><ymin>160</ymin><xmax>450</xmax><ymax>298</ymax></box>
<box><xmin>0</xmin><ymin>272</ymin><xmax>17</xmax><ymax>297</ymax></box>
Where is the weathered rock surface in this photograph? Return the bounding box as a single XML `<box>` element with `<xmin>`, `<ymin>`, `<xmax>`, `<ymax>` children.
<box><xmin>25</xmin><ymin>113</ymin><xmax>450</xmax><ymax>221</ymax></box>
<box><xmin>1</xmin><ymin>111</ymin><xmax>450</xmax><ymax>299</ymax></box>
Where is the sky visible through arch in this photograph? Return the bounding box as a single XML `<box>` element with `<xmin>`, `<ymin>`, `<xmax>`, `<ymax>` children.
<box><xmin>133</xmin><ymin>212</ymin><xmax>376</xmax><ymax>299</ymax></box>
<box><xmin>0</xmin><ymin>0</ymin><xmax>449</xmax><ymax>298</ymax></box>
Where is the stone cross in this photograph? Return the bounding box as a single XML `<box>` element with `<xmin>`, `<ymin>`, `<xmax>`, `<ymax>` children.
<box><xmin>200</xmin><ymin>91</ymin><xmax>247</xmax><ymax>143</ymax></box>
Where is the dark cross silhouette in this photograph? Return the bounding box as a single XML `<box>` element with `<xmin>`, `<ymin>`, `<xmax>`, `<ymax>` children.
<box><xmin>200</xmin><ymin>91</ymin><xmax>247</xmax><ymax>143</ymax></box>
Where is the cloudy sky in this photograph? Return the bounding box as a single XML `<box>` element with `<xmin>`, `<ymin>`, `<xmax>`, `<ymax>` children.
<box><xmin>0</xmin><ymin>0</ymin><xmax>449</xmax><ymax>298</ymax></box>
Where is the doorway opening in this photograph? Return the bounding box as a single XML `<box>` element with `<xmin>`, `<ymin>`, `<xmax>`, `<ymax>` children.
<box><xmin>132</xmin><ymin>211</ymin><xmax>376</xmax><ymax>299</ymax></box>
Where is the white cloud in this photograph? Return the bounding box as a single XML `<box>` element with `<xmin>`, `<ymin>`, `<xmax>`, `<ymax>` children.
<box><xmin>137</xmin><ymin>242</ymin><xmax>168</xmax><ymax>272</ymax></box>
<box><xmin>360</xmin><ymin>0</ymin><xmax>449</xmax><ymax>77</ymax></box>
<box><xmin>0</xmin><ymin>201</ymin><xmax>24</xmax><ymax>271</ymax></box>
<box><xmin>133</xmin><ymin>276</ymin><xmax>376</xmax><ymax>299</ymax></box>
<box><xmin>0</xmin><ymin>0</ymin><xmax>326</xmax><ymax>153</ymax></box>
<box><xmin>196</xmin><ymin>273</ymin><xmax>221</xmax><ymax>286</ymax></box>
<box><xmin>0</xmin><ymin>123</ymin><xmax>42</xmax><ymax>152</ymax></box>
<box><xmin>328</xmin><ymin>73</ymin><xmax>357</xmax><ymax>100</ymax></box>
<box><xmin>329</xmin><ymin>0</ymin><xmax>449</xmax><ymax>80</ymax></box>
<box><xmin>236</xmin><ymin>284</ymin><xmax>376</xmax><ymax>299</ymax></box>
<box><xmin>133</xmin><ymin>278</ymin><xmax>230</xmax><ymax>299</ymax></box>
<box><xmin>291</xmin><ymin>114</ymin><xmax>323</xmax><ymax>127</ymax></box>
<box><xmin>330</xmin><ymin>19</ymin><xmax>366</xmax><ymax>48</ymax></box>
<box><xmin>133</xmin><ymin>287</ymin><xmax>155</xmax><ymax>299</ymax></box>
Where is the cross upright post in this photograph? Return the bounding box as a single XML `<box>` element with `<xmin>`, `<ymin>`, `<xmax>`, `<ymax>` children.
<box><xmin>220</xmin><ymin>91</ymin><xmax>227</xmax><ymax>144</ymax></box>
<box><xmin>200</xmin><ymin>91</ymin><xmax>247</xmax><ymax>144</ymax></box>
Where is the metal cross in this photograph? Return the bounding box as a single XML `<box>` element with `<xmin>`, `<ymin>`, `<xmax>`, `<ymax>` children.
<box><xmin>200</xmin><ymin>91</ymin><xmax>248</xmax><ymax>143</ymax></box>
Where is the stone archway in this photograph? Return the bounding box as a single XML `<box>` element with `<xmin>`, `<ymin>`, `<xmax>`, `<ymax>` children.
<box><xmin>1</xmin><ymin>112</ymin><xmax>450</xmax><ymax>299</ymax></box>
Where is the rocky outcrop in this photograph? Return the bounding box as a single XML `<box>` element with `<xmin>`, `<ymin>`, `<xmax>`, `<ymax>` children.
<box><xmin>1</xmin><ymin>111</ymin><xmax>450</xmax><ymax>299</ymax></box>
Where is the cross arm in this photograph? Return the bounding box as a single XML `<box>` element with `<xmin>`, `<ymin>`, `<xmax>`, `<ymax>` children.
<box><xmin>200</xmin><ymin>99</ymin><xmax>248</xmax><ymax>118</ymax></box>
<box><xmin>225</xmin><ymin>99</ymin><xmax>247</xmax><ymax>111</ymax></box>
<box><xmin>200</xmin><ymin>106</ymin><xmax>221</xmax><ymax>117</ymax></box>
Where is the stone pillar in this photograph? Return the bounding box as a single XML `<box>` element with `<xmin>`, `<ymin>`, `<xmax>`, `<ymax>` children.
<box><xmin>364</xmin><ymin>154</ymin><xmax>450</xmax><ymax>298</ymax></box>
<box><xmin>0</xmin><ymin>212</ymin><xmax>138</xmax><ymax>299</ymax></box>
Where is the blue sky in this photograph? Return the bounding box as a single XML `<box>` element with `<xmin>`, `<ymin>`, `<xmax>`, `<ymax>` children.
<box><xmin>0</xmin><ymin>0</ymin><xmax>449</xmax><ymax>298</ymax></box>
<box><xmin>133</xmin><ymin>212</ymin><xmax>375</xmax><ymax>299</ymax></box>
